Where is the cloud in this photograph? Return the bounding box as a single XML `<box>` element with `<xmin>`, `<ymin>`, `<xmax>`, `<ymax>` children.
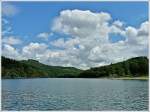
<box><xmin>50</xmin><ymin>37</ymin><xmax>79</xmax><ymax>49</ymax></box>
<box><xmin>37</xmin><ymin>32</ymin><xmax>53</xmax><ymax>41</ymax></box>
<box><xmin>52</xmin><ymin>9</ymin><xmax>111</xmax><ymax>40</ymax></box>
<box><xmin>2</xmin><ymin>18</ymin><xmax>9</xmax><ymax>24</ymax></box>
<box><xmin>2</xmin><ymin>3</ymin><xmax>19</xmax><ymax>17</ymax></box>
<box><xmin>113</xmin><ymin>20</ymin><xmax>124</xmax><ymax>28</ymax></box>
<box><xmin>2</xmin><ymin>44</ymin><xmax>23</xmax><ymax>60</ymax></box>
<box><xmin>2</xmin><ymin>9</ymin><xmax>148</xmax><ymax>69</ymax></box>
<box><xmin>2</xmin><ymin>18</ymin><xmax>13</xmax><ymax>36</ymax></box>
<box><xmin>2</xmin><ymin>36</ymin><xmax>22</xmax><ymax>45</ymax></box>
<box><xmin>22</xmin><ymin>42</ymin><xmax>48</xmax><ymax>59</ymax></box>
<box><xmin>125</xmin><ymin>21</ymin><xmax>149</xmax><ymax>46</ymax></box>
<box><xmin>50</xmin><ymin>10</ymin><xmax>148</xmax><ymax>69</ymax></box>
<box><xmin>138</xmin><ymin>21</ymin><xmax>149</xmax><ymax>36</ymax></box>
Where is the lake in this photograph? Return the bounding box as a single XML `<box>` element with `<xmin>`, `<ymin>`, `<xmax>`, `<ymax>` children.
<box><xmin>2</xmin><ymin>78</ymin><xmax>148</xmax><ymax>111</ymax></box>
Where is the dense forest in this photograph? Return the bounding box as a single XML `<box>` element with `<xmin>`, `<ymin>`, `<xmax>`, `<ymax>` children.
<box><xmin>2</xmin><ymin>56</ymin><xmax>148</xmax><ymax>79</ymax></box>
<box><xmin>2</xmin><ymin>56</ymin><xmax>82</xmax><ymax>78</ymax></box>
<box><xmin>79</xmin><ymin>56</ymin><xmax>148</xmax><ymax>78</ymax></box>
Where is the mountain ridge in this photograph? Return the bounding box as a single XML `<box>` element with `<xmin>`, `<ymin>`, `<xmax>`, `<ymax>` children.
<box><xmin>2</xmin><ymin>56</ymin><xmax>148</xmax><ymax>79</ymax></box>
<box><xmin>2</xmin><ymin>56</ymin><xmax>82</xmax><ymax>78</ymax></box>
<box><xmin>79</xmin><ymin>56</ymin><xmax>148</xmax><ymax>78</ymax></box>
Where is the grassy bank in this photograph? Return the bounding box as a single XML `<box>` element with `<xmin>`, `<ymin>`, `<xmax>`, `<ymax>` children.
<box><xmin>110</xmin><ymin>76</ymin><xmax>149</xmax><ymax>80</ymax></box>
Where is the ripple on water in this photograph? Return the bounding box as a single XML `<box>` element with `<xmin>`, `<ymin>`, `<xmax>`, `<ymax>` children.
<box><xmin>2</xmin><ymin>78</ymin><xmax>148</xmax><ymax>111</ymax></box>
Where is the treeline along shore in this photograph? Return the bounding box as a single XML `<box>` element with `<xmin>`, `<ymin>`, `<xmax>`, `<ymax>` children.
<box><xmin>2</xmin><ymin>56</ymin><xmax>148</xmax><ymax>79</ymax></box>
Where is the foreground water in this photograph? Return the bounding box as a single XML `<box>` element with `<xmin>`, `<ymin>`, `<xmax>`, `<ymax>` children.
<box><xmin>2</xmin><ymin>78</ymin><xmax>148</xmax><ymax>111</ymax></box>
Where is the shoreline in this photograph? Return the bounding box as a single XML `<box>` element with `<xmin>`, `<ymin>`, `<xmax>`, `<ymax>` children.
<box><xmin>110</xmin><ymin>76</ymin><xmax>149</xmax><ymax>80</ymax></box>
<box><xmin>2</xmin><ymin>76</ymin><xmax>149</xmax><ymax>80</ymax></box>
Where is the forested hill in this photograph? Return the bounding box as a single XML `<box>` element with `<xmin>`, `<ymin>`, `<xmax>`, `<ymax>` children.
<box><xmin>2</xmin><ymin>56</ymin><xmax>82</xmax><ymax>79</ymax></box>
<box><xmin>79</xmin><ymin>56</ymin><xmax>148</xmax><ymax>78</ymax></box>
<box><xmin>2</xmin><ymin>56</ymin><xmax>148</xmax><ymax>79</ymax></box>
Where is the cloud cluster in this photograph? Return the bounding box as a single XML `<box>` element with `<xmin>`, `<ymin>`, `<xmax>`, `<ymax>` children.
<box><xmin>50</xmin><ymin>10</ymin><xmax>148</xmax><ymax>69</ymax></box>
<box><xmin>2</xmin><ymin>9</ymin><xmax>149</xmax><ymax>69</ymax></box>
<box><xmin>2</xmin><ymin>44</ymin><xmax>22</xmax><ymax>60</ymax></box>
<box><xmin>22</xmin><ymin>42</ymin><xmax>48</xmax><ymax>59</ymax></box>
<box><xmin>52</xmin><ymin>10</ymin><xmax>111</xmax><ymax>39</ymax></box>
<box><xmin>37</xmin><ymin>32</ymin><xmax>49</xmax><ymax>40</ymax></box>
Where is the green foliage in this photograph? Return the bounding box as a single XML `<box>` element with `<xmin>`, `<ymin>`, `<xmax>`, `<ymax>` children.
<box><xmin>79</xmin><ymin>57</ymin><xmax>148</xmax><ymax>78</ymax></box>
<box><xmin>2</xmin><ymin>57</ymin><xmax>82</xmax><ymax>79</ymax></box>
<box><xmin>2</xmin><ymin>56</ymin><xmax>148</xmax><ymax>79</ymax></box>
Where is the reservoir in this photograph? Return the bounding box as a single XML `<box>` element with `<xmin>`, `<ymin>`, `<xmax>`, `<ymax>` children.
<box><xmin>2</xmin><ymin>78</ymin><xmax>148</xmax><ymax>110</ymax></box>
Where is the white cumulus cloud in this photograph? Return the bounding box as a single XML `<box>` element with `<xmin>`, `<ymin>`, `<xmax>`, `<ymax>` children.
<box><xmin>2</xmin><ymin>44</ymin><xmax>23</xmax><ymax>60</ymax></box>
<box><xmin>2</xmin><ymin>9</ymin><xmax>149</xmax><ymax>70</ymax></box>
<box><xmin>22</xmin><ymin>42</ymin><xmax>48</xmax><ymax>59</ymax></box>
<box><xmin>52</xmin><ymin>9</ymin><xmax>111</xmax><ymax>40</ymax></box>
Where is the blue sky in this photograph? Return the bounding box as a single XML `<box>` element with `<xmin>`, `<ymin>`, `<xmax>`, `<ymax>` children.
<box><xmin>2</xmin><ymin>2</ymin><xmax>149</xmax><ymax>69</ymax></box>
<box><xmin>3</xmin><ymin>2</ymin><xmax>148</xmax><ymax>42</ymax></box>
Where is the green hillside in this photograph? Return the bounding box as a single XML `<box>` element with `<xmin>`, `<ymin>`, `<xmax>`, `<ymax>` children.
<box><xmin>2</xmin><ymin>56</ymin><xmax>148</xmax><ymax>79</ymax></box>
<box><xmin>2</xmin><ymin>56</ymin><xmax>82</xmax><ymax>78</ymax></box>
<box><xmin>78</xmin><ymin>56</ymin><xmax>148</xmax><ymax>78</ymax></box>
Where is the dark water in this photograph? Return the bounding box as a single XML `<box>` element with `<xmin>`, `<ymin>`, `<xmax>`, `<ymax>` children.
<box><xmin>2</xmin><ymin>78</ymin><xmax>148</xmax><ymax>111</ymax></box>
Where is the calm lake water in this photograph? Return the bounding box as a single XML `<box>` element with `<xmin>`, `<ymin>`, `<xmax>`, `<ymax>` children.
<box><xmin>2</xmin><ymin>78</ymin><xmax>148</xmax><ymax>111</ymax></box>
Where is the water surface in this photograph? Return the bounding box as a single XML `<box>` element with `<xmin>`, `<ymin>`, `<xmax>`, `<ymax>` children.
<box><xmin>2</xmin><ymin>78</ymin><xmax>148</xmax><ymax>110</ymax></box>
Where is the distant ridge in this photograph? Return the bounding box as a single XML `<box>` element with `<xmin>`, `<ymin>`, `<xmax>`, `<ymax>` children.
<box><xmin>2</xmin><ymin>56</ymin><xmax>82</xmax><ymax>79</ymax></box>
<box><xmin>2</xmin><ymin>56</ymin><xmax>148</xmax><ymax>79</ymax></box>
<box><xmin>79</xmin><ymin>56</ymin><xmax>148</xmax><ymax>78</ymax></box>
